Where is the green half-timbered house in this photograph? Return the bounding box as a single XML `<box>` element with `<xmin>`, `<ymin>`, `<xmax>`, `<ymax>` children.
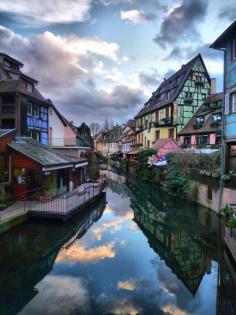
<box><xmin>135</xmin><ymin>54</ymin><xmax>212</xmax><ymax>148</ymax></box>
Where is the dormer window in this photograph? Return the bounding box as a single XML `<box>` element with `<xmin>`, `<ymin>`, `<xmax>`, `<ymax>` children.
<box><xmin>196</xmin><ymin>116</ymin><xmax>204</xmax><ymax>124</ymax></box>
<box><xmin>212</xmin><ymin>114</ymin><xmax>222</xmax><ymax>122</ymax></box>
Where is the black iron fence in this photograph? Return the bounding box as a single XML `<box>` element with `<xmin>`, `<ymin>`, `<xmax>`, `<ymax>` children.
<box><xmin>25</xmin><ymin>180</ymin><xmax>106</xmax><ymax>215</ymax></box>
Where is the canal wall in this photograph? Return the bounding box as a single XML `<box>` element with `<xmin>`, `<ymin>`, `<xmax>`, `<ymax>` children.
<box><xmin>0</xmin><ymin>212</ymin><xmax>28</xmax><ymax>235</ymax></box>
<box><xmin>189</xmin><ymin>180</ymin><xmax>236</xmax><ymax>212</ymax></box>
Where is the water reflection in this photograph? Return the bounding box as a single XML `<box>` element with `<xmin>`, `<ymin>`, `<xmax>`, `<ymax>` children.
<box><xmin>0</xmin><ymin>175</ymin><xmax>236</xmax><ymax>315</ymax></box>
<box><xmin>0</xmin><ymin>193</ymin><xmax>106</xmax><ymax>315</ymax></box>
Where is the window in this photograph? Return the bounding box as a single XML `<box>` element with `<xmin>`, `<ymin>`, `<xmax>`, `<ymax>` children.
<box><xmin>207</xmin><ymin>186</ymin><xmax>213</xmax><ymax>200</ymax></box>
<box><xmin>27</xmin><ymin>103</ymin><xmax>32</xmax><ymax>115</ymax></box>
<box><xmin>216</xmin><ymin>134</ymin><xmax>221</xmax><ymax>144</ymax></box>
<box><xmin>147</xmin><ymin>140</ymin><xmax>150</xmax><ymax>148</ymax></box>
<box><xmin>168</xmin><ymin>128</ymin><xmax>174</xmax><ymax>139</ymax></box>
<box><xmin>27</xmin><ymin>83</ymin><xmax>33</xmax><ymax>93</ymax></box>
<box><xmin>0</xmin><ymin>155</ymin><xmax>8</xmax><ymax>183</ymax></box>
<box><xmin>156</xmin><ymin>130</ymin><xmax>160</xmax><ymax>140</ymax></box>
<box><xmin>212</xmin><ymin>114</ymin><xmax>222</xmax><ymax>122</ymax></box>
<box><xmin>201</xmin><ymin>93</ymin><xmax>206</xmax><ymax>100</ymax></box>
<box><xmin>225</xmin><ymin>93</ymin><xmax>229</xmax><ymax>114</ymax></box>
<box><xmin>185</xmin><ymin>91</ymin><xmax>193</xmax><ymax>99</ymax></box>
<box><xmin>184</xmin><ymin>136</ymin><xmax>191</xmax><ymax>145</ymax></box>
<box><xmin>32</xmin><ymin>104</ymin><xmax>39</xmax><ymax>116</ymax></box>
<box><xmin>31</xmin><ymin>131</ymin><xmax>40</xmax><ymax>141</ymax></box>
<box><xmin>1</xmin><ymin>119</ymin><xmax>15</xmax><ymax>129</ymax></box>
<box><xmin>196</xmin><ymin>135</ymin><xmax>209</xmax><ymax>145</ymax></box>
<box><xmin>229</xmin><ymin>144</ymin><xmax>236</xmax><ymax>172</ymax></box>
<box><xmin>232</xmin><ymin>92</ymin><xmax>236</xmax><ymax>113</ymax></box>
<box><xmin>156</xmin><ymin>111</ymin><xmax>159</xmax><ymax>121</ymax></box>
<box><xmin>2</xmin><ymin>94</ymin><xmax>15</xmax><ymax>104</ymax></box>
<box><xmin>196</xmin><ymin>116</ymin><xmax>204</xmax><ymax>124</ymax></box>
<box><xmin>166</xmin><ymin>108</ymin><xmax>169</xmax><ymax>118</ymax></box>
<box><xmin>1</xmin><ymin>106</ymin><xmax>15</xmax><ymax>114</ymax></box>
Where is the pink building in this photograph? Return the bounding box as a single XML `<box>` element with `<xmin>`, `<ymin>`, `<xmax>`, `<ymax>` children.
<box><xmin>152</xmin><ymin>139</ymin><xmax>183</xmax><ymax>156</ymax></box>
<box><xmin>178</xmin><ymin>93</ymin><xmax>223</xmax><ymax>149</ymax></box>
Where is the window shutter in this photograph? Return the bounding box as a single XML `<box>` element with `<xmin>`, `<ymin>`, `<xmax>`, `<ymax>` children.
<box><xmin>233</xmin><ymin>93</ymin><xmax>236</xmax><ymax>113</ymax></box>
<box><xmin>225</xmin><ymin>93</ymin><xmax>229</xmax><ymax>115</ymax></box>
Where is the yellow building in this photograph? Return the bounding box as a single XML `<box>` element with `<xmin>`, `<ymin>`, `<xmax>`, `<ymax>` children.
<box><xmin>135</xmin><ymin>54</ymin><xmax>212</xmax><ymax>148</ymax></box>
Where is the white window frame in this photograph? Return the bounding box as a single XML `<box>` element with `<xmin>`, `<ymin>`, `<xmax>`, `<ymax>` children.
<box><xmin>27</xmin><ymin>102</ymin><xmax>32</xmax><ymax>115</ymax></box>
<box><xmin>232</xmin><ymin>92</ymin><xmax>236</xmax><ymax>113</ymax></box>
<box><xmin>225</xmin><ymin>93</ymin><xmax>229</xmax><ymax>115</ymax></box>
<box><xmin>32</xmin><ymin>104</ymin><xmax>39</xmax><ymax>117</ymax></box>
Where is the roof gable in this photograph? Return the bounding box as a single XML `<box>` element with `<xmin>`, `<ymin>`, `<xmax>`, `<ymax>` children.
<box><xmin>135</xmin><ymin>54</ymin><xmax>210</xmax><ymax>118</ymax></box>
<box><xmin>178</xmin><ymin>92</ymin><xmax>223</xmax><ymax>136</ymax></box>
<box><xmin>7</xmin><ymin>137</ymin><xmax>73</xmax><ymax>167</ymax></box>
<box><xmin>210</xmin><ymin>20</ymin><xmax>236</xmax><ymax>49</ymax></box>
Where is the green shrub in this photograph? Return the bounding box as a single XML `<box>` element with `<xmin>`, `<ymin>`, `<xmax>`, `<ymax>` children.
<box><xmin>87</xmin><ymin>153</ymin><xmax>100</xmax><ymax>181</ymax></box>
<box><xmin>164</xmin><ymin>164</ymin><xmax>190</xmax><ymax>199</ymax></box>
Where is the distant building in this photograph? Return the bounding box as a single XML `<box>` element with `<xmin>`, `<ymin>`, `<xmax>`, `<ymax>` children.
<box><xmin>48</xmin><ymin>102</ymin><xmax>91</xmax><ymax>158</ymax></box>
<box><xmin>0</xmin><ymin>53</ymin><xmax>49</xmax><ymax>144</ymax></box>
<box><xmin>0</xmin><ymin>132</ymin><xmax>87</xmax><ymax>197</ymax></box>
<box><xmin>95</xmin><ymin>125</ymin><xmax>122</xmax><ymax>157</ymax></box>
<box><xmin>0</xmin><ymin>129</ymin><xmax>16</xmax><ymax>200</ymax></box>
<box><xmin>152</xmin><ymin>139</ymin><xmax>182</xmax><ymax>156</ymax></box>
<box><xmin>211</xmin><ymin>21</ymin><xmax>236</xmax><ymax>177</ymax></box>
<box><xmin>178</xmin><ymin>92</ymin><xmax>223</xmax><ymax>150</ymax></box>
<box><xmin>135</xmin><ymin>54</ymin><xmax>211</xmax><ymax>148</ymax></box>
<box><xmin>119</xmin><ymin>119</ymin><xmax>135</xmax><ymax>154</ymax></box>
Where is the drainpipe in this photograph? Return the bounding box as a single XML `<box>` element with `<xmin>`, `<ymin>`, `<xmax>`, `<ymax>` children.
<box><xmin>217</xmin><ymin>49</ymin><xmax>226</xmax><ymax>212</ymax></box>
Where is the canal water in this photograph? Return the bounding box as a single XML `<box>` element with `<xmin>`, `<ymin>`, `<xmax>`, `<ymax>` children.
<box><xmin>0</xmin><ymin>173</ymin><xmax>236</xmax><ymax>315</ymax></box>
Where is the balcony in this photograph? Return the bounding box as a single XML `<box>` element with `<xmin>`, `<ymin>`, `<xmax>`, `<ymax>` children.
<box><xmin>49</xmin><ymin>138</ymin><xmax>91</xmax><ymax>148</ymax></box>
<box><xmin>159</xmin><ymin>118</ymin><xmax>172</xmax><ymax>126</ymax></box>
<box><xmin>136</xmin><ymin>125</ymin><xmax>144</xmax><ymax>132</ymax></box>
<box><xmin>1</xmin><ymin>106</ymin><xmax>15</xmax><ymax>115</ymax></box>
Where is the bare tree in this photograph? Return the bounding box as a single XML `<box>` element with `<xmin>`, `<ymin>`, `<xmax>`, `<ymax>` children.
<box><xmin>89</xmin><ymin>122</ymin><xmax>101</xmax><ymax>137</ymax></box>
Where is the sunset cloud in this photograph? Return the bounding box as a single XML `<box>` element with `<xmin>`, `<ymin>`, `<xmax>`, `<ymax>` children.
<box><xmin>0</xmin><ymin>0</ymin><xmax>92</xmax><ymax>25</ymax></box>
<box><xmin>0</xmin><ymin>26</ymin><xmax>144</xmax><ymax>124</ymax></box>
<box><xmin>121</xmin><ymin>10</ymin><xmax>156</xmax><ymax>24</ymax></box>
<box><xmin>56</xmin><ymin>242</ymin><xmax>116</xmax><ymax>264</ymax></box>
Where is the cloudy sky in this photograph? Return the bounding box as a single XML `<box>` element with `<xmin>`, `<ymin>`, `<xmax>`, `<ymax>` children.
<box><xmin>0</xmin><ymin>0</ymin><xmax>235</xmax><ymax>125</ymax></box>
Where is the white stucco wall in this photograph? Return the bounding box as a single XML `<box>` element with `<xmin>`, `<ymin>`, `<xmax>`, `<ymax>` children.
<box><xmin>48</xmin><ymin>108</ymin><xmax>65</xmax><ymax>146</ymax></box>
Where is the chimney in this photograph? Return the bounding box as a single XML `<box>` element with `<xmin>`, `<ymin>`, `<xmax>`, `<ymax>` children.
<box><xmin>70</xmin><ymin>121</ymin><xmax>74</xmax><ymax>125</ymax></box>
<box><xmin>211</xmin><ymin>78</ymin><xmax>216</xmax><ymax>95</ymax></box>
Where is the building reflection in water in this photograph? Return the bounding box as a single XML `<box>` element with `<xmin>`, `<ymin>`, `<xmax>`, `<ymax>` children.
<box><xmin>0</xmin><ymin>193</ymin><xmax>106</xmax><ymax>315</ymax></box>
<box><xmin>109</xmin><ymin>176</ymin><xmax>236</xmax><ymax>315</ymax></box>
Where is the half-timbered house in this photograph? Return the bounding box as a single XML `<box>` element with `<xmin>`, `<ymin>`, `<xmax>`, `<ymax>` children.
<box><xmin>135</xmin><ymin>54</ymin><xmax>211</xmax><ymax>148</ymax></box>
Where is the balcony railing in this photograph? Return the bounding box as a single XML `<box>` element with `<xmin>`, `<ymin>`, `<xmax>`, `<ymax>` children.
<box><xmin>49</xmin><ymin>138</ymin><xmax>91</xmax><ymax>148</ymax></box>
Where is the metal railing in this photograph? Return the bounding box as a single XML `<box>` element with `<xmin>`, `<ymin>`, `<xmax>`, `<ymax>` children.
<box><xmin>26</xmin><ymin>180</ymin><xmax>106</xmax><ymax>215</ymax></box>
<box><xmin>0</xmin><ymin>187</ymin><xmax>42</xmax><ymax>222</ymax></box>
